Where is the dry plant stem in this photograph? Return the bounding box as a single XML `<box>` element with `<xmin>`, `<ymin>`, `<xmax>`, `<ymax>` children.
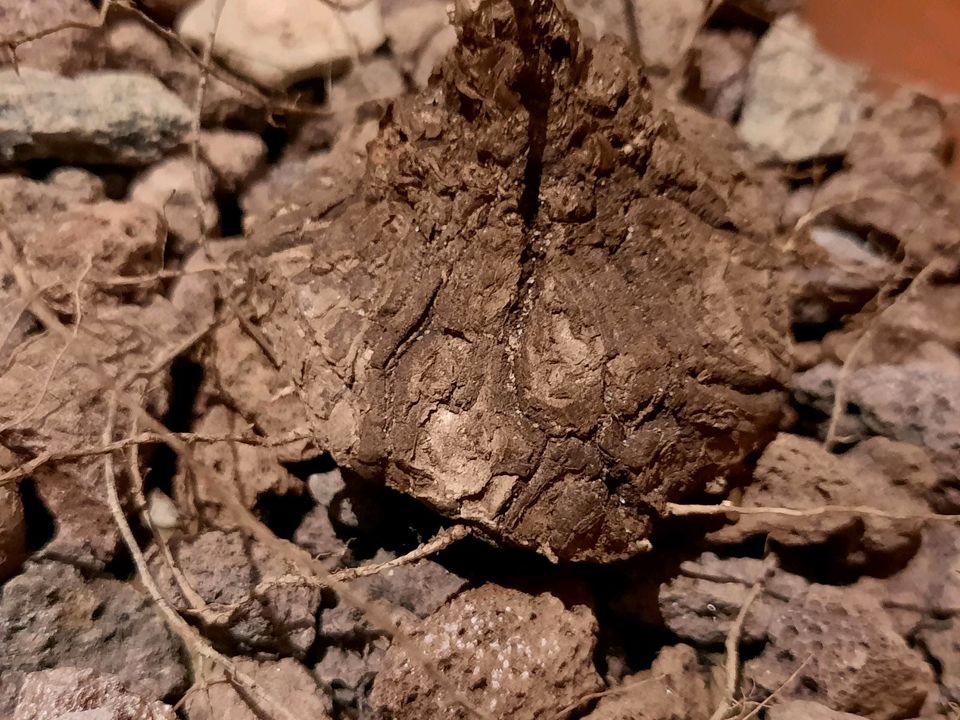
<box><xmin>101</xmin><ymin>393</ymin><xmax>309</xmax><ymax>720</ymax></box>
<box><xmin>0</xmin><ymin>429</ymin><xmax>312</xmax><ymax>487</ymax></box>
<box><xmin>334</xmin><ymin>525</ymin><xmax>473</xmax><ymax>581</ymax></box>
<box><xmin>551</xmin><ymin>674</ymin><xmax>662</xmax><ymax>720</ymax></box>
<box><xmin>666</xmin><ymin>501</ymin><xmax>960</xmax><ymax>525</ymax></box>
<box><xmin>126</xmin><ymin>418</ymin><xmax>210</xmax><ymax>613</ymax></box>
<box><xmin>739</xmin><ymin>655</ymin><xmax>813</xmax><ymax>720</ymax></box>
<box><xmin>709</xmin><ymin>558</ymin><xmax>774</xmax><ymax>720</ymax></box>
<box><xmin>97</xmin><ymin>264</ymin><xmax>229</xmax><ymax>287</ymax></box>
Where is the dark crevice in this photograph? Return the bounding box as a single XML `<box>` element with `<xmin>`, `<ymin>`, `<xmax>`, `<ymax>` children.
<box><xmin>508</xmin><ymin>0</ymin><xmax>561</xmax><ymax>227</ymax></box>
<box><xmin>18</xmin><ymin>478</ymin><xmax>56</xmax><ymax>553</ymax></box>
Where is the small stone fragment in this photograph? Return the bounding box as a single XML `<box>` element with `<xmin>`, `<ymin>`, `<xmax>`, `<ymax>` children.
<box><xmin>183</xmin><ymin>658</ymin><xmax>332</xmax><ymax>720</ymax></box>
<box><xmin>0</xmin><ymin>0</ymin><xmax>103</xmax><ymax>74</ymax></box>
<box><xmin>659</xmin><ymin>553</ymin><xmax>807</xmax><ymax>645</ymax></box>
<box><xmin>46</xmin><ymin>168</ymin><xmax>106</xmax><ymax>202</ymax></box>
<box><xmin>382</xmin><ymin>0</ymin><xmax>455</xmax><ymax>88</ymax></box>
<box><xmin>177</xmin><ymin>0</ymin><xmax>386</xmax><ymax>90</ymax></box>
<box><xmin>0</xmin><ymin>562</ymin><xmax>188</xmax><ymax>718</ymax></box>
<box><xmin>849</xmin><ymin>89</ymin><xmax>950</xmax><ymax>166</ymax></box>
<box><xmin>856</xmin><ymin>525</ymin><xmax>960</xmax><ymax>636</ymax></box>
<box><xmin>370</xmin><ymin>584</ymin><xmax>603</xmax><ymax>720</ymax></box>
<box><xmin>192</xmin><ymin>405</ymin><xmax>300</xmax><ymax>508</ymax></box>
<box><xmin>745</xmin><ymin>584</ymin><xmax>934</xmax><ymax>720</ymax></box>
<box><xmin>0</xmin><ymin>70</ymin><xmax>192</xmax><ymax>165</ymax></box>
<box><xmin>129</xmin><ymin>155</ymin><xmax>219</xmax><ymax>246</ymax></box>
<box><xmin>567</xmin><ymin>0</ymin><xmax>708</xmax><ymax>74</ymax></box>
<box><xmin>105</xmin><ymin>19</ymin><xmax>259</xmax><ymax>126</ymax></box>
<box><xmin>0</xmin><ymin>485</ymin><xmax>26</xmax><ymax>581</ymax></box>
<box><xmin>583</xmin><ymin>644</ymin><xmax>715</xmax><ymax>720</ymax></box>
<box><xmin>710</xmin><ymin>434</ymin><xmax>938</xmax><ymax>565</ymax></box>
<box><xmin>199</xmin><ymin>129</ymin><xmax>267</xmax><ymax>193</ymax></box>
<box><xmin>14</xmin><ymin>668</ymin><xmax>176</xmax><ymax>720</ymax></box>
<box><xmin>151</xmin><ymin>530</ymin><xmax>321</xmax><ymax>657</ymax></box>
<box><xmin>792</xmin><ymin>361</ymin><xmax>960</xmax><ymax>496</ymax></box>
<box><xmin>684</xmin><ymin>29</ymin><xmax>756</xmax><ymax>122</ymax></box>
<box><xmin>293</xmin><ymin>507</ymin><xmax>347</xmax><ymax>564</ymax></box>
<box><xmin>789</xmin><ymin>224</ymin><xmax>895</xmax><ymax>327</ymax></box>
<box><xmin>738</xmin><ymin>15</ymin><xmax>866</xmax><ymax>162</ymax></box>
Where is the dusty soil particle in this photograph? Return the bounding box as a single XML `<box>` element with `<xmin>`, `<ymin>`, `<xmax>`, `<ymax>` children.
<box><xmin>369</xmin><ymin>583</ymin><xmax>603</xmax><ymax>720</ymax></box>
<box><xmin>0</xmin><ymin>561</ymin><xmax>188</xmax><ymax>718</ymax></box>
<box><xmin>246</xmin><ymin>0</ymin><xmax>790</xmax><ymax>562</ymax></box>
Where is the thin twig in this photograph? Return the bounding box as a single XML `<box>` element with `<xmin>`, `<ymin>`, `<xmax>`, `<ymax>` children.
<box><xmin>0</xmin><ymin>429</ymin><xmax>312</xmax><ymax>487</ymax></box>
<box><xmin>666</xmin><ymin>501</ymin><xmax>960</xmax><ymax>525</ymax></box>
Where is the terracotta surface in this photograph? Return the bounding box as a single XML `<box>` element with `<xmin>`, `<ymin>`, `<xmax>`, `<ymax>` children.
<box><xmin>805</xmin><ymin>0</ymin><xmax>960</xmax><ymax>96</ymax></box>
<box><xmin>805</xmin><ymin>0</ymin><xmax>960</xmax><ymax>177</ymax></box>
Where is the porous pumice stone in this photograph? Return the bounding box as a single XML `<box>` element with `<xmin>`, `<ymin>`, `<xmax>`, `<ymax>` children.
<box><xmin>249</xmin><ymin>0</ymin><xmax>790</xmax><ymax>562</ymax></box>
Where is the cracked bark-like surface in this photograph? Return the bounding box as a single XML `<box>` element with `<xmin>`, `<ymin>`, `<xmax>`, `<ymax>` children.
<box><xmin>245</xmin><ymin>0</ymin><xmax>790</xmax><ymax>562</ymax></box>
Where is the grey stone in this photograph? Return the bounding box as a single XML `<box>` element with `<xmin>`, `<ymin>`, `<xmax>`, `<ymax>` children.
<box><xmin>0</xmin><ymin>70</ymin><xmax>192</xmax><ymax>165</ymax></box>
<box><xmin>738</xmin><ymin>15</ymin><xmax>866</xmax><ymax>162</ymax></box>
<box><xmin>0</xmin><ymin>562</ymin><xmax>188</xmax><ymax>718</ymax></box>
<box><xmin>659</xmin><ymin>553</ymin><xmax>805</xmax><ymax>645</ymax></box>
<box><xmin>768</xmin><ymin>701</ymin><xmax>868</xmax><ymax>720</ymax></box>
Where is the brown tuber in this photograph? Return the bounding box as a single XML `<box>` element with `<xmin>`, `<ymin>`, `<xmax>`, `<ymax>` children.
<box><xmin>242</xmin><ymin>0</ymin><xmax>791</xmax><ymax>562</ymax></box>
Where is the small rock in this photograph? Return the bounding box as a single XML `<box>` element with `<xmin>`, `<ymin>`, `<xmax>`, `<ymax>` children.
<box><xmin>0</xmin><ymin>562</ymin><xmax>188</xmax><ymax>718</ymax></box>
<box><xmin>745</xmin><ymin>584</ymin><xmax>934</xmax><ymax>720</ymax></box>
<box><xmin>382</xmin><ymin>0</ymin><xmax>455</xmax><ymax>88</ymax></box>
<box><xmin>209</xmin><ymin>319</ymin><xmax>314</xmax><ymax>462</ymax></box>
<box><xmin>0</xmin><ymin>0</ymin><xmax>103</xmax><ymax>74</ymax></box>
<box><xmin>293</xmin><ymin>507</ymin><xmax>347</xmax><ymax>564</ymax></box>
<box><xmin>308</xmin><ymin>467</ymin><xmax>346</xmax><ymax>507</ymax></box>
<box><xmin>14</xmin><ymin>667</ymin><xmax>176</xmax><ymax>720</ymax></box>
<box><xmin>314</xmin><ymin>644</ymin><xmax>383</xmax><ymax>691</ymax></box>
<box><xmin>0</xmin><ymin>70</ymin><xmax>192</xmax><ymax>165</ymax></box>
<box><xmin>354</xmin><ymin>550</ymin><xmax>469</xmax><ymax>618</ymax></box>
<box><xmin>808</xmin><ymin>155</ymin><xmax>960</xmax><ymax>270</ymax></box>
<box><xmin>151</xmin><ymin>530</ymin><xmax>321</xmax><ymax>657</ymax></box>
<box><xmin>129</xmin><ymin>155</ymin><xmax>219</xmax><ymax>246</ymax></box>
<box><xmin>199</xmin><ymin>129</ymin><xmax>267</xmax><ymax>193</ymax></box>
<box><xmin>792</xmin><ymin>361</ymin><xmax>960</xmax><ymax>498</ymax></box>
<box><xmin>789</xmin><ymin>224</ymin><xmax>895</xmax><ymax>327</ymax></box>
<box><xmin>169</xmin><ymin>239</ymin><xmax>244</xmax><ymax>331</ymax></box>
<box><xmin>193</xmin><ymin>405</ymin><xmax>300</xmax><ymax>509</ymax></box>
<box><xmin>738</xmin><ymin>15</ymin><xmax>866</xmax><ymax>162</ymax></box>
<box><xmin>849</xmin><ymin>90</ymin><xmax>950</xmax><ymax>166</ymax></box>
<box><xmin>46</xmin><ymin>168</ymin><xmax>106</xmax><ymax>202</ymax></box>
<box><xmin>919</xmin><ymin>621</ymin><xmax>960</xmax><ymax>706</ymax></box>
<box><xmin>769</xmin><ymin>701</ymin><xmax>868</xmax><ymax>720</ymax></box>
<box><xmin>370</xmin><ymin>584</ymin><xmax>603</xmax><ymax>720</ymax></box>
<box><xmin>583</xmin><ymin>644</ymin><xmax>715</xmax><ymax>720</ymax></box>
<box><xmin>856</xmin><ymin>525</ymin><xmax>960</xmax><ymax>636</ymax></box>
<box><xmin>177</xmin><ymin>0</ymin><xmax>386</xmax><ymax>90</ymax></box>
<box><xmin>659</xmin><ymin>553</ymin><xmax>807</xmax><ymax>645</ymax></box>
<box><xmin>105</xmin><ymin>20</ymin><xmax>259</xmax><ymax>127</ymax></box>
<box><xmin>567</xmin><ymin>0</ymin><xmax>708</xmax><ymax>74</ymax></box>
<box><xmin>684</xmin><ymin>29</ymin><xmax>756</xmax><ymax>122</ymax></box>
<box><xmin>710</xmin><ymin>434</ymin><xmax>938</xmax><ymax>566</ymax></box>
<box><xmin>183</xmin><ymin>658</ymin><xmax>332</xmax><ymax>720</ymax></box>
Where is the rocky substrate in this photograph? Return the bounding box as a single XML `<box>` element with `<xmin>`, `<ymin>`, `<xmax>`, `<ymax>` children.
<box><xmin>1</xmin><ymin>0</ymin><xmax>959</xmax><ymax>719</ymax></box>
